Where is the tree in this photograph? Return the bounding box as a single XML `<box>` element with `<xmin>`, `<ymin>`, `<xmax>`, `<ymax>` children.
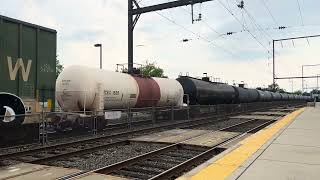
<box><xmin>267</xmin><ymin>83</ymin><xmax>286</xmax><ymax>93</ymax></box>
<box><xmin>310</xmin><ymin>89</ymin><xmax>320</xmax><ymax>94</ymax></box>
<box><xmin>257</xmin><ymin>83</ymin><xmax>286</xmax><ymax>93</ymax></box>
<box><xmin>293</xmin><ymin>90</ymin><xmax>302</xmax><ymax>95</ymax></box>
<box><xmin>56</xmin><ymin>58</ymin><xmax>64</xmax><ymax>79</ymax></box>
<box><xmin>139</xmin><ymin>61</ymin><xmax>165</xmax><ymax>77</ymax></box>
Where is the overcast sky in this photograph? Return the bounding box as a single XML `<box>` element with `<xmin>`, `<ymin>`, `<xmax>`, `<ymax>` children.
<box><xmin>1</xmin><ymin>0</ymin><xmax>320</xmax><ymax>92</ymax></box>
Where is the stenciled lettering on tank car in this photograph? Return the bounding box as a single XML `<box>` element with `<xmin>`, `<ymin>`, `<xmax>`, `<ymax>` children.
<box><xmin>62</xmin><ymin>79</ymin><xmax>71</xmax><ymax>86</ymax></box>
<box><xmin>104</xmin><ymin>90</ymin><xmax>112</xmax><ymax>95</ymax></box>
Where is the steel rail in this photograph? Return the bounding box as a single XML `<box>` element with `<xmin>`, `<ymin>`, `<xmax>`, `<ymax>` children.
<box><xmin>4</xmin><ymin>116</ymin><xmax>253</xmax><ymax>165</ymax></box>
<box><xmin>149</xmin><ymin>120</ymin><xmax>275</xmax><ymax>180</ymax></box>
<box><xmin>0</xmin><ymin>110</ymin><xmax>248</xmax><ymax>164</ymax></box>
<box><xmin>0</xmin><ymin>102</ymin><xmax>296</xmax><ymax>151</ymax></box>
<box><xmin>0</xmin><ymin>103</ymin><xmax>300</xmax><ymax>166</ymax></box>
<box><xmin>58</xmin><ymin>117</ymin><xmax>279</xmax><ymax>180</ymax></box>
<box><xmin>0</xmin><ymin>102</ymin><xmax>270</xmax><ymax>160</ymax></box>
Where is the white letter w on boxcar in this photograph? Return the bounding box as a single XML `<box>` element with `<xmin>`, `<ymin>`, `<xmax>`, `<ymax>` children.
<box><xmin>7</xmin><ymin>56</ymin><xmax>32</xmax><ymax>82</ymax></box>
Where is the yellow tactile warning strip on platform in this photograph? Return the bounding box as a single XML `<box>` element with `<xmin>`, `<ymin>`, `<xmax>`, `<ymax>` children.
<box><xmin>177</xmin><ymin>108</ymin><xmax>305</xmax><ymax>180</ymax></box>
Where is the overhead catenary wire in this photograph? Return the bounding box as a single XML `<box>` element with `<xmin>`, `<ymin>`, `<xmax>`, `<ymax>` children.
<box><xmin>154</xmin><ymin>11</ymin><xmax>239</xmax><ymax>58</ymax></box>
<box><xmin>220</xmin><ymin>24</ymin><xmax>320</xmax><ymax>37</ymax></box>
<box><xmin>260</xmin><ymin>0</ymin><xmax>288</xmax><ymax>39</ymax></box>
<box><xmin>242</xmin><ymin>8</ymin><xmax>273</xmax><ymax>41</ymax></box>
<box><xmin>217</xmin><ymin>0</ymin><xmax>271</xmax><ymax>53</ymax></box>
<box><xmin>296</xmin><ymin>0</ymin><xmax>310</xmax><ymax>45</ymax></box>
<box><xmin>136</xmin><ymin>1</ymin><xmax>242</xmax><ymax>59</ymax></box>
<box><xmin>177</xmin><ymin>5</ymin><xmax>244</xmax><ymax>53</ymax></box>
<box><xmin>260</xmin><ymin>0</ymin><xmax>278</xmax><ymax>26</ymax></box>
<box><xmin>234</xmin><ymin>0</ymin><xmax>273</xmax><ymax>43</ymax></box>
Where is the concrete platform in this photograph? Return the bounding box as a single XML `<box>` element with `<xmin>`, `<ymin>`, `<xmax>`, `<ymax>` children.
<box><xmin>131</xmin><ymin>129</ymin><xmax>239</xmax><ymax>147</ymax></box>
<box><xmin>269</xmin><ymin>108</ymin><xmax>297</xmax><ymax>112</ymax></box>
<box><xmin>183</xmin><ymin>131</ymin><xmax>239</xmax><ymax>147</ymax></box>
<box><xmin>131</xmin><ymin>129</ymin><xmax>208</xmax><ymax>143</ymax></box>
<box><xmin>177</xmin><ymin>105</ymin><xmax>316</xmax><ymax>180</ymax></box>
<box><xmin>0</xmin><ymin>163</ymin><xmax>79</xmax><ymax>180</ymax></box>
<box><xmin>236</xmin><ymin>105</ymin><xmax>320</xmax><ymax>180</ymax></box>
<box><xmin>229</xmin><ymin>115</ymin><xmax>280</xmax><ymax>120</ymax></box>
<box><xmin>250</xmin><ymin>111</ymin><xmax>287</xmax><ymax>116</ymax></box>
<box><xmin>77</xmin><ymin>173</ymin><xmax>128</xmax><ymax>180</ymax></box>
<box><xmin>0</xmin><ymin>163</ymin><xmax>127</xmax><ymax>180</ymax></box>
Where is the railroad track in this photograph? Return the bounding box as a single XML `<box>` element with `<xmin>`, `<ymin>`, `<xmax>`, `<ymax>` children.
<box><xmin>0</xmin><ymin>117</ymin><xmax>173</xmax><ymax>150</ymax></box>
<box><xmin>0</xmin><ymin>103</ymin><xmax>297</xmax><ymax>151</ymax></box>
<box><xmin>0</xmin><ymin>110</ymin><xmax>245</xmax><ymax>166</ymax></box>
<box><xmin>0</xmin><ymin>105</ymin><xmax>296</xmax><ymax>167</ymax></box>
<box><xmin>58</xmin><ymin>117</ymin><xmax>277</xmax><ymax>180</ymax></box>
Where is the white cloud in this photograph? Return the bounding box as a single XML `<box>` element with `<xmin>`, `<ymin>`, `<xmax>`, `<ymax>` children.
<box><xmin>1</xmin><ymin>0</ymin><xmax>319</xmax><ymax>92</ymax></box>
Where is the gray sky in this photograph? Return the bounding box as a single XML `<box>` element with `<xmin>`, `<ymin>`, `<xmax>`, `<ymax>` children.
<box><xmin>1</xmin><ymin>0</ymin><xmax>320</xmax><ymax>92</ymax></box>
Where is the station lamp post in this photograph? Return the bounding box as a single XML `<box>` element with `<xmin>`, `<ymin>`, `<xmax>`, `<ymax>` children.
<box><xmin>94</xmin><ymin>43</ymin><xmax>102</xmax><ymax>69</ymax></box>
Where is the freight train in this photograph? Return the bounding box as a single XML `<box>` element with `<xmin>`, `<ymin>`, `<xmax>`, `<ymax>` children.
<box><xmin>56</xmin><ymin>66</ymin><xmax>184</xmax><ymax>112</ymax></box>
<box><xmin>176</xmin><ymin>76</ymin><xmax>312</xmax><ymax>104</ymax></box>
<box><xmin>0</xmin><ymin>15</ymin><xmax>56</xmax><ymax>141</ymax></box>
<box><xmin>0</xmin><ymin>66</ymin><xmax>312</xmax><ymax>141</ymax></box>
<box><xmin>0</xmin><ymin>15</ymin><xmax>312</xmax><ymax>142</ymax></box>
<box><xmin>56</xmin><ymin>66</ymin><xmax>312</xmax><ymax>112</ymax></box>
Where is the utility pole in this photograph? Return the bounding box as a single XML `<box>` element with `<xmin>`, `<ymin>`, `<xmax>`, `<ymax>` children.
<box><xmin>272</xmin><ymin>34</ymin><xmax>320</xmax><ymax>91</ymax></box>
<box><xmin>301</xmin><ymin>64</ymin><xmax>320</xmax><ymax>92</ymax></box>
<box><xmin>289</xmin><ymin>80</ymin><xmax>293</xmax><ymax>93</ymax></box>
<box><xmin>272</xmin><ymin>40</ymin><xmax>275</xmax><ymax>89</ymax></box>
<box><xmin>316</xmin><ymin>75</ymin><xmax>319</xmax><ymax>90</ymax></box>
<box><xmin>127</xmin><ymin>0</ymin><xmax>214</xmax><ymax>73</ymax></box>
<box><xmin>302</xmin><ymin>65</ymin><xmax>304</xmax><ymax>92</ymax></box>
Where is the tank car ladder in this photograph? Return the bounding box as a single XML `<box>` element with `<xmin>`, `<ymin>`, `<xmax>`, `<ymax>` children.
<box><xmin>39</xmin><ymin>111</ymin><xmax>48</xmax><ymax>145</ymax></box>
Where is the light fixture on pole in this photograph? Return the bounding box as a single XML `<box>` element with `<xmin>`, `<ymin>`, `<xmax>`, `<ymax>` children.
<box><xmin>94</xmin><ymin>43</ymin><xmax>102</xmax><ymax>69</ymax></box>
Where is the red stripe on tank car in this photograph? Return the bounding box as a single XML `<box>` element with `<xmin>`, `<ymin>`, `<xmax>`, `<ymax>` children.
<box><xmin>132</xmin><ymin>76</ymin><xmax>161</xmax><ymax>107</ymax></box>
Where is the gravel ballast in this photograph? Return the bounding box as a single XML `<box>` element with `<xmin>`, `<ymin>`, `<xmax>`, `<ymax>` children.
<box><xmin>46</xmin><ymin>142</ymin><xmax>166</xmax><ymax>171</ymax></box>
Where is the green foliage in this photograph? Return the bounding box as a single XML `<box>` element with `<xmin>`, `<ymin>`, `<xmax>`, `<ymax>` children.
<box><xmin>256</xmin><ymin>83</ymin><xmax>286</xmax><ymax>93</ymax></box>
<box><xmin>56</xmin><ymin>58</ymin><xmax>64</xmax><ymax>79</ymax></box>
<box><xmin>302</xmin><ymin>92</ymin><xmax>311</xmax><ymax>96</ymax></box>
<box><xmin>311</xmin><ymin>89</ymin><xmax>320</xmax><ymax>94</ymax></box>
<box><xmin>139</xmin><ymin>61</ymin><xmax>165</xmax><ymax>77</ymax></box>
<box><xmin>293</xmin><ymin>90</ymin><xmax>302</xmax><ymax>95</ymax></box>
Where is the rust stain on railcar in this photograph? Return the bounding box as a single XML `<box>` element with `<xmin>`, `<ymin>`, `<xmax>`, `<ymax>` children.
<box><xmin>132</xmin><ymin>76</ymin><xmax>160</xmax><ymax>107</ymax></box>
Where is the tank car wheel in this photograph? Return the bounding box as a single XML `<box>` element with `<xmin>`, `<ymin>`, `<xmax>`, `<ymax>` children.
<box><xmin>0</xmin><ymin>93</ymin><xmax>26</xmax><ymax>128</ymax></box>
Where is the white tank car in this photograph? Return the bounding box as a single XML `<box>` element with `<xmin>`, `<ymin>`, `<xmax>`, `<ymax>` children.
<box><xmin>153</xmin><ymin>77</ymin><xmax>184</xmax><ymax>107</ymax></box>
<box><xmin>56</xmin><ymin>66</ymin><xmax>184</xmax><ymax>112</ymax></box>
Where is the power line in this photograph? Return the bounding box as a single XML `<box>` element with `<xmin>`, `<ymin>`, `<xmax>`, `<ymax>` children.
<box><xmin>296</xmin><ymin>0</ymin><xmax>310</xmax><ymax>44</ymax></box>
<box><xmin>179</xmin><ymin>6</ymin><xmax>222</xmax><ymax>36</ymax></box>
<box><xmin>234</xmin><ymin>0</ymin><xmax>273</xmax><ymax>43</ymax></box>
<box><xmin>296</xmin><ymin>0</ymin><xmax>305</xmax><ymax>27</ymax></box>
<box><xmin>138</xmin><ymin>2</ymin><xmax>239</xmax><ymax>58</ymax></box>
<box><xmin>220</xmin><ymin>25</ymin><xmax>299</xmax><ymax>37</ymax></box>
<box><xmin>178</xmin><ymin>5</ymin><xmax>244</xmax><ymax>52</ymax></box>
<box><xmin>217</xmin><ymin>0</ymin><xmax>270</xmax><ymax>53</ymax></box>
<box><xmin>260</xmin><ymin>0</ymin><xmax>278</xmax><ymax>26</ymax></box>
<box><xmin>244</xmin><ymin>8</ymin><xmax>273</xmax><ymax>40</ymax></box>
<box><xmin>260</xmin><ymin>0</ymin><xmax>287</xmax><ymax>38</ymax></box>
<box><xmin>154</xmin><ymin>11</ymin><xmax>239</xmax><ymax>58</ymax></box>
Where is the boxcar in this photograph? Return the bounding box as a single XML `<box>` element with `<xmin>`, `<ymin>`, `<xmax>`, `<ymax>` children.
<box><xmin>0</xmin><ymin>15</ymin><xmax>56</xmax><ymax>140</ymax></box>
<box><xmin>0</xmin><ymin>15</ymin><xmax>56</xmax><ymax>113</ymax></box>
